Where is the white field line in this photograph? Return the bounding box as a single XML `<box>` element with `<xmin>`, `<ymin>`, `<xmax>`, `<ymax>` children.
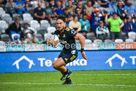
<box><xmin>72</xmin><ymin>73</ymin><xmax>136</xmax><ymax>76</ymax></box>
<box><xmin>0</xmin><ymin>82</ymin><xmax>135</xmax><ymax>88</ymax></box>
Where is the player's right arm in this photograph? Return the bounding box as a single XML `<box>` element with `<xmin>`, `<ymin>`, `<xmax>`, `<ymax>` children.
<box><xmin>46</xmin><ymin>38</ymin><xmax>59</xmax><ymax>46</ymax></box>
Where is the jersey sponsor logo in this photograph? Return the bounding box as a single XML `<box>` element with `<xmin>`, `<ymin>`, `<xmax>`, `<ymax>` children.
<box><xmin>59</xmin><ymin>39</ymin><xmax>67</xmax><ymax>44</ymax></box>
<box><xmin>71</xmin><ymin>50</ymin><xmax>76</xmax><ymax>54</ymax></box>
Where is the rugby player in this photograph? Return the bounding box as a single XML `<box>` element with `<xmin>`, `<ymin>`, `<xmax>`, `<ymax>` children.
<box><xmin>47</xmin><ymin>15</ymin><xmax>87</xmax><ymax>84</ymax></box>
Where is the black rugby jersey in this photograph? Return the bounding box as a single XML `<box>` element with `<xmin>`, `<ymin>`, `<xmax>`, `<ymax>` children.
<box><xmin>54</xmin><ymin>27</ymin><xmax>77</xmax><ymax>51</ymax></box>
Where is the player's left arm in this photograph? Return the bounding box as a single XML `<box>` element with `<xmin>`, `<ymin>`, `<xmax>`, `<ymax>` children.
<box><xmin>74</xmin><ymin>33</ymin><xmax>87</xmax><ymax>60</ymax></box>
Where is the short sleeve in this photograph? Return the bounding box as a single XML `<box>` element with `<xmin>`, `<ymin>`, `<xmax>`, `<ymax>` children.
<box><xmin>123</xmin><ymin>6</ymin><xmax>127</xmax><ymax>11</ymax></box>
<box><xmin>108</xmin><ymin>18</ymin><xmax>112</xmax><ymax>23</ymax></box>
<box><xmin>79</xmin><ymin>19</ymin><xmax>83</xmax><ymax>26</ymax></box>
<box><xmin>119</xmin><ymin>18</ymin><xmax>122</xmax><ymax>24</ymax></box>
<box><xmin>68</xmin><ymin>29</ymin><xmax>77</xmax><ymax>38</ymax></box>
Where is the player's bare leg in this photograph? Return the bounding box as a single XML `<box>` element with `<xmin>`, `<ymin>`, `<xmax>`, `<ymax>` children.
<box><xmin>53</xmin><ymin>58</ymin><xmax>72</xmax><ymax>84</ymax></box>
<box><xmin>53</xmin><ymin>58</ymin><xmax>67</xmax><ymax>72</ymax></box>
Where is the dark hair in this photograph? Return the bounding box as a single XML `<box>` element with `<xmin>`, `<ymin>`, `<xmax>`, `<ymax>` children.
<box><xmin>23</xmin><ymin>22</ymin><xmax>29</xmax><ymax>27</ymax></box>
<box><xmin>73</xmin><ymin>15</ymin><xmax>78</xmax><ymax>18</ymax></box>
<box><xmin>14</xmin><ymin>16</ymin><xmax>20</xmax><ymax>22</ymax></box>
<box><xmin>113</xmin><ymin>12</ymin><xmax>117</xmax><ymax>15</ymax></box>
<box><xmin>83</xmin><ymin>14</ymin><xmax>87</xmax><ymax>17</ymax></box>
<box><xmin>57</xmin><ymin>15</ymin><xmax>66</xmax><ymax>22</ymax></box>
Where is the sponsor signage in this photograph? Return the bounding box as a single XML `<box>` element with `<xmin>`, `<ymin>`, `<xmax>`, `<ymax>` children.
<box><xmin>98</xmin><ymin>43</ymin><xmax>116</xmax><ymax>50</ymax></box>
<box><xmin>0</xmin><ymin>50</ymin><xmax>136</xmax><ymax>73</ymax></box>
<box><xmin>85</xmin><ymin>43</ymin><xmax>98</xmax><ymax>50</ymax></box>
<box><xmin>0</xmin><ymin>42</ymin><xmax>5</xmax><ymax>52</ymax></box>
<box><xmin>1</xmin><ymin>42</ymin><xmax>136</xmax><ymax>52</ymax></box>
<box><xmin>6</xmin><ymin>44</ymin><xmax>25</xmax><ymax>52</ymax></box>
<box><xmin>116</xmin><ymin>43</ymin><xmax>136</xmax><ymax>50</ymax></box>
<box><xmin>25</xmin><ymin>44</ymin><xmax>45</xmax><ymax>51</ymax></box>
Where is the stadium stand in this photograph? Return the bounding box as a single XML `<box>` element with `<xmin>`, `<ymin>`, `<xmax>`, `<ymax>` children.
<box><xmin>0</xmin><ymin>0</ymin><xmax>136</xmax><ymax>44</ymax></box>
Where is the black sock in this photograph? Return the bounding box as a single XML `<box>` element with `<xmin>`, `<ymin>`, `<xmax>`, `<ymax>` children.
<box><xmin>64</xmin><ymin>69</ymin><xmax>68</xmax><ymax>75</ymax></box>
<box><xmin>66</xmin><ymin>77</ymin><xmax>71</xmax><ymax>81</ymax></box>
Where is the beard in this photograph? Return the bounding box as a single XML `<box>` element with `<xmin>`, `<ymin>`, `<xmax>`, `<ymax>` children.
<box><xmin>127</xmin><ymin>2</ymin><xmax>132</xmax><ymax>6</ymax></box>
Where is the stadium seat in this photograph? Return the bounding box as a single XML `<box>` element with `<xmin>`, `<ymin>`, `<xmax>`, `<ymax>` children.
<box><xmin>47</xmin><ymin>26</ymin><xmax>56</xmax><ymax>34</ymax></box>
<box><xmin>38</xmin><ymin>20</ymin><xmax>50</xmax><ymax>35</ymax></box>
<box><xmin>93</xmin><ymin>39</ymin><xmax>103</xmax><ymax>43</ymax></box>
<box><xmin>35</xmin><ymin>33</ymin><xmax>43</xmax><ymax>41</ymax></box>
<box><xmin>0</xmin><ymin>10</ymin><xmax>5</xmax><ymax>18</ymax></box>
<box><xmin>86</xmin><ymin>33</ymin><xmax>96</xmax><ymax>41</ymax></box>
<box><xmin>0</xmin><ymin>34</ymin><xmax>10</xmax><ymax>42</ymax></box>
<box><xmin>1</xmin><ymin>13</ymin><xmax>10</xmax><ymax>18</ymax></box>
<box><xmin>40</xmin><ymin>20</ymin><xmax>49</xmax><ymax>25</ymax></box>
<box><xmin>37</xmin><ymin>28</ymin><xmax>47</xmax><ymax>36</ymax></box>
<box><xmin>85</xmin><ymin>39</ymin><xmax>92</xmax><ymax>43</ymax></box>
<box><xmin>0</xmin><ymin>20</ymin><xmax>8</xmax><ymax>34</ymax></box>
<box><xmin>87</xmin><ymin>33</ymin><xmax>95</xmax><ymax>39</ymax></box>
<box><xmin>125</xmin><ymin>39</ymin><xmax>134</xmax><ymax>42</ymax></box>
<box><xmin>104</xmin><ymin>39</ymin><xmax>112</xmax><ymax>43</ymax></box>
<box><xmin>23</xmin><ymin>13</ymin><xmax>33</xmax><ymax>22</ymax></box>
<box><xmin>44</xmin><ymin>33</ymin><xmax>52</xmax><ymax>40</ymax></box>
<box><xmin>30</xmin><ymin>20</ymin><xmax>40</xmax><ymax>30</ymax></box>
<box><xmin>128</xmin><ymin>32</ymin><xmax>136</xmax><ymax>41</ymax></box>
<box><xmin>51</xmin><ymin>20</ymin><xmax>57</xmax><ymax>28</ymax></box>
<box><xmin>0</xmin><ymin>7</ymin><xmax>4</xmax><ymax>11</ymax></box>
<box><xmin>1</xmin><ymin>14</ymin><xmax>12</xmax><ymax>24</ymax></box>
<box><xmin>0</xmin><ymin>41</ymin><xmax>5</xmax><ymax>46</ymax></box>
<box><xmin>40</xmin><ymin>20</ymin><xmax>50</xmax><ymax>30</ymax></box>
<box><xmin>121</xmin><ymin>32</ymin><xmax>127</xmax><ymax>41</ymax></box>
<box><xmin>13</xmin><ymin>14</ymin><xmax>22</xmax><ymax>20</ymax></box>
<box><xmin>27</xmin><ymin>7</ymin><xmax>34</xmax><ymax>15</ymax></box>
<box><xmin>115</xmin><ymin>39</ymin><xmax>123</xmax><ymax>43</ymax></box>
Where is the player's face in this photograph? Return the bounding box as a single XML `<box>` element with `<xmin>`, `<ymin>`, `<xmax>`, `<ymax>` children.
<box><xmin>56</xmin><ymin>19</ymin><xmax>66</xmax><ymax>31</ymax></box>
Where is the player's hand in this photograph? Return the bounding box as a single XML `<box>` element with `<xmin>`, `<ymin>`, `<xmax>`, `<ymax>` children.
<box><xmin>81</xmin><ymin>52</ymin><xmax>87</xmax><ymax>60</ymax></box>
<box><xmin>47</xmin><ymin>38</ymin><xmax>54</xmax><ymax>45</ymax></box>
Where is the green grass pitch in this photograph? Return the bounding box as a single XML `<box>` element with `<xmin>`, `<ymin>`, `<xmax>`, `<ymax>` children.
<box><xmin>0</xmin><ymin>70</ymin><xmax>136</xmax><ymax>91</ymax></box>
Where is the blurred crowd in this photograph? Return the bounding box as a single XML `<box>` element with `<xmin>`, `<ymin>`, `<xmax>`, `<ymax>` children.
<box><xmin>0</xmin><ymin>0</ymin><xmax>136</xmax><ymax>44</ymax></box>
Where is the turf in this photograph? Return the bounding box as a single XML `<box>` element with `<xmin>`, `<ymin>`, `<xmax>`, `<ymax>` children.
<box><xmin>0</xmin><ymin>70</ymin><xmax>136</xmax><ymax>91</ymax></box>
